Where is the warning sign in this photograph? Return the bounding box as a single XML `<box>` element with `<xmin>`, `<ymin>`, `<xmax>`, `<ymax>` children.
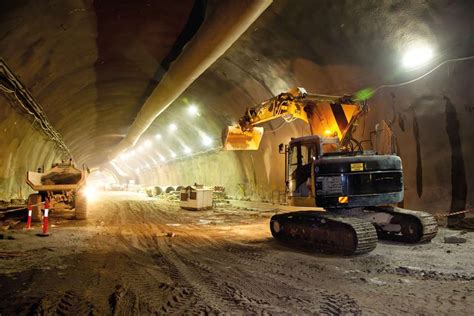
<box><xmin>351</xmin><ymin>163</ymin><xmax>364</xmax><ymax>172</ymax></box>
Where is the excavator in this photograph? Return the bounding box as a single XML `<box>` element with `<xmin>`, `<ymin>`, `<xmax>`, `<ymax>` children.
<box><xmin>223</xmin><ymin>87</ymin><xmax>438</xmax><ymax>254</ymax></box>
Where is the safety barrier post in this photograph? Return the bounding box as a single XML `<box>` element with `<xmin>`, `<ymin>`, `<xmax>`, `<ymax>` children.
<box><xmin>37</xmin><ymin>199</ymin><xmax>50</xmax><ymax>237</ymax></box>
<box><xmin>25</xmin><ymin>202</ymin><xmax>32</xmax><ymax>231</ymax></box>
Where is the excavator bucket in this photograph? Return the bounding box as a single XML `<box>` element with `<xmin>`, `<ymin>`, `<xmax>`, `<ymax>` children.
<box><xmin>222</xmin><ymin>126</ymin><xmax>264</xmax><ymax>150</ymax></box>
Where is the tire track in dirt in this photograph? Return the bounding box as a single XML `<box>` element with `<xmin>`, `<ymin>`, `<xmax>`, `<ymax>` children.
<box><xmin>101</xmin><ymin>195</ymin><xmax>365</xmax><ymax>315</ymax></box>
<box><xmin>136</xmin><ymin>232</ymin><xmax>234</xmax><ymax>313</ymax></box>
<box><xmin>31</xmin><ymin>291</ymin><xmax>95</xmax><ymax>316</ymax></box>
<box><xmin>163</xmin><ymin>234</ymin><xmax>325</xmax><ymax>314</ymax></box>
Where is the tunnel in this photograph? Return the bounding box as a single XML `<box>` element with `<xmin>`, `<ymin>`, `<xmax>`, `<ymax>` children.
<box><xmin>1</xmin><ymin>0</ymin><xmax>473</xmax><ymax>314</ymax></box>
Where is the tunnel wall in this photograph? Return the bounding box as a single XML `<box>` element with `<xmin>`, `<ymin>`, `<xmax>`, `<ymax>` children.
<box><xmin>141</xmin><ymin>0</ymin><xmax>474</xmax><ymax>214</ymax></box>
<box><xmin>1</xmin><ymin>0</ymin><xmax>472</xmax><ymax>215</ymax></box>
<box><xmin>0</xmin><ymin>95</ymin><xmax>64</xmax><ymax>201</ymax></box>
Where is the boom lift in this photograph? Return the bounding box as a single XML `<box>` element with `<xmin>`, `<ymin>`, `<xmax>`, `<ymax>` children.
<box><xmin>223</xmin><ymin>88</ymin><xmax>438</xmax><ymax>254</ymax></box>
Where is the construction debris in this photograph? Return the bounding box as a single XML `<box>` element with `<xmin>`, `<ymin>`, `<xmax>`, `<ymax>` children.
<box><xmin>444</xmin><ymin>236</ymin><xmax>467</xmax><ymax>244</ymax></box>
<box><xmin>1</xmin><ymin>220</ymin><xmax>20</xmax><ymax>231</ymax></box>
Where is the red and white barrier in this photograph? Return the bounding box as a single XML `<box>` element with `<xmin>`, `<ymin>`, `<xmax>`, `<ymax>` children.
<box><xmin>25</xmin><ymin>202</ymin><xmax>32</xmax><ymax>231</ymax></box>
<box><xmin>38</xmin><ymin>199</ymin><xmax>50</xmax><ymax>237</ymax></box>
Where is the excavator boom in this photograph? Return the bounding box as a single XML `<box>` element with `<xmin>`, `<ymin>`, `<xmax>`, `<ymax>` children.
<box><xmin>223</xmin><ymin>87</ymin><xmax>362</xmax><ymax>150</ymax></box>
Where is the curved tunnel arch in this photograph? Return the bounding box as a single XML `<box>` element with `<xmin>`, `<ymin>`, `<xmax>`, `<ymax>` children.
<box><xmin>0</xmin><ymin>0</ymin><xmax>472</xmax><ymax>212</ymax></box>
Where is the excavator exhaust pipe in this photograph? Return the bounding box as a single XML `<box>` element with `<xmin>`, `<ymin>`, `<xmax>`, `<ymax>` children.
<box><xmin>222</xmin><ymin>126</ymin><xmax>264</xmax><ymax>150</ymax></box>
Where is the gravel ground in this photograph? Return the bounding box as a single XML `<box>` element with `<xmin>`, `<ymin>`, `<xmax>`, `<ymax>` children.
<box><xmin>0</xmin><ymin>192</ymin><xmax>472</xmax><ymax>315</ymax></box>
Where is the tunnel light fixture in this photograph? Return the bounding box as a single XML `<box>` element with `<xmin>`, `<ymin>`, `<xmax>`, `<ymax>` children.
<box><xmin>144</xmin><ymin>140</ymin><xmax>152</xmax><ymax>148</ymax></box>
<box><xmin>155</xmin><ymin>133</ymin><xmax>162</xmax><ymax>140</ymax></box>
<box><xmin>168</xmin><ymin>123</ymin><xmax>177</xmax><ymax>132</ymax></box>
<box><xmin>170</xmin><ymin>150</ymin><xmax>177</xmax><ymax>158</ymax></box>
<box><xmin>137</xmin><ymin>145</ymin><xmax>144</xmax><ymax>152</ymax></box>
<box><xmin>188</xmin><ymin>104</ymin><xmax>199</xmax><ymax>116</ymax></box>
<box><xmin>182</xmin><ymin>145</ymin><xmax>192</xmax><ymax>154</ymax></box>
<box><xmin>401</xmin><ymin>43</ymin><xmax>433</xmax><ymax>69</ymax></box>
<box><xmin>159</xmin><ymin>154</ymin><xmax>166</xmax><ymax>162</ymax></box>
<box><xmin>201</xmin><ymin>134</ymin><xmax>213</xmax><ymax>146</ymax></box>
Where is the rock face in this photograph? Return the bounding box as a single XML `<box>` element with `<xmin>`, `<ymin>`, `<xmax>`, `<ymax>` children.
<box><xmin>1</xmin><ymin>0</ymin><xmax>473</xmax><ymax>212</ymax></box>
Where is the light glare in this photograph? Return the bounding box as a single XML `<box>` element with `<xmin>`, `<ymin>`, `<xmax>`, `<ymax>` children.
<box><xmin>202</xmin><ymin>134</ymin><xmax>212</xmax><ymax>146</ymax></box>
<box><xmin>188</xmin><ymin>104</ymin><xmax>198</xmax><ymax>116</ymax></box>
<box><xmin>168</xmin><ymin>123</ymin><xmax>177</xmax><ymax>132</ymax></box>
<box><xmin>155</xmin><ymin>134</ymin><xmax>162</xmax><ymax>140</ymax></box>
<box><xmin>183</xmin><ymin>145</ymin><xmax>192</xmax><ymax>154</ymax></box>
<box><xmin>84</xmin><ymin>186</ymin><xmax>97</xmax><ymax>201</ymax></box>
<box><xmin>144</xmin><ymin>140</ymin><xmax>152</xmax><ymax>147</ymax></box>
<box><xmin>402</xmin><ymin>43</ymin><xmax>433</xmax><ymax>69</ymax></box>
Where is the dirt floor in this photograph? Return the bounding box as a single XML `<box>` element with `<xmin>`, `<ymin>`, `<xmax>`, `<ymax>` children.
<box><xmin>0</xmin><ymin>192</ymin><xmax>473</xmax><ymax>315</ymax></box>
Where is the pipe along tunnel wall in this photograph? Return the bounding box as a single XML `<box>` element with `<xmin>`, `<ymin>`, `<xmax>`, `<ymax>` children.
<box><xmin>138</xmin><ymin>0</ymin><xmax>474</xmax><ymax>214</ymax></box>
<box><xmin>0</xmin><ymin>0</ymin><xmax>473</xmax><ymax>216</ymax></box>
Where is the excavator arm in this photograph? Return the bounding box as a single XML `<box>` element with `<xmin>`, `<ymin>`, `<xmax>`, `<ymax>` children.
<box><xmin>223</xmin><ymin>87</ymin><xmax>365</xmax><ymax>150</ymax></box>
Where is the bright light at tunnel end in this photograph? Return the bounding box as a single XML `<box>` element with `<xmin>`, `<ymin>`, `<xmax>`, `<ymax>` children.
<box><xmin>401</xmin><ymin>43</ymin><xmax>434</xmax><ymax>69</ymax></box>
<box><xmin>84</xmin><ymin>185</ymin><xmax>97</xmax><ymax>201</ymax></box>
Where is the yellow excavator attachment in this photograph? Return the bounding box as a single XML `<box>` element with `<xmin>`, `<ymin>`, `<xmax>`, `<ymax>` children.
<box><xmin>222</xmin><ymin>126</ymin><xmax>264</xmax><ymax>150</ymax></box>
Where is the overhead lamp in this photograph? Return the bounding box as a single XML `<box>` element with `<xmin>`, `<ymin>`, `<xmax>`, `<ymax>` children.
<box><xmin>401</xmin><ymin>42</ymin><xmax>433</xmax><ymax>69</ymax></box>
<box><xmin>188</xmin><ymin>104</ymin><xmax>199</xmax><ymax>116</ymax></box>
<box><xmin>201</xmin><ymin>134</ymin><xmax>212</xmax><ymax>146</ymax></box>
<box><xmin>168</xmin><ymin>123</ymin><xmax>177</xmax><ymax>132</ymax></box>
<box><xmin>144</xmin><ymin>140</ymin><xmax>152</xmax><ymax>148</ymax></box>
<box><xmin>183</xmin><ymin>145</ymin><xmax>192</xmax><ymax>154</ymax></box>
<box><xmin>155</xmin><ymin>134</ymin><xmax>162</xmax><ymax>140</ymax></box>
<box><xmin>159</xmin><ymin>154</ymin><xmax>166</xmax><ymax>162</ymax></box>
<box><xmin>170</xmin><ymin>150</ymin><xmax>177</xmax><ymax>158</ymax></box>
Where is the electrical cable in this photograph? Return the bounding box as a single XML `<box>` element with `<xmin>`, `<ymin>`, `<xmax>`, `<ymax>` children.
<box><xmin>0</xmin><ymin>60</ymin><xmax>71</xmax><ymax>157</ymax></box>
<box><xmin>262</xmin><ymin>55</ymin><xmax>474</xmax><ymax>134</ymax></box>
<box><xmin>370</xmin><ymin>55</ymin><xmax>474</xmax><ymax>94</ymax></box>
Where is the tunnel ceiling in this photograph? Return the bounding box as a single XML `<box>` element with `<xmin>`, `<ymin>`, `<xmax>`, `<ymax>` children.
<box><xmin>0</xmin><ymin>0</ymin><xmax>197</xmax><ymax>167</ymax></box>
<box><xmin>1</xmin><ymin>0</ymin><xmax>473</xmax><ymax>169</ymax></box>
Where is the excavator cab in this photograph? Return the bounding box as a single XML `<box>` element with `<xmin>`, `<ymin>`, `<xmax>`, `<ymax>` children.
<box><xmin>286</xmin><ymin>135</ymin><xmax>340</xmax><ymax>207</ymax></box>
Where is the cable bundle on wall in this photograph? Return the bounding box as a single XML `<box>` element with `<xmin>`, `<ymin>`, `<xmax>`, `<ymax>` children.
<box><xmin>0</xmin><ymin>58</ymin><xmax>71</xmax><ymax>158</ymax></box>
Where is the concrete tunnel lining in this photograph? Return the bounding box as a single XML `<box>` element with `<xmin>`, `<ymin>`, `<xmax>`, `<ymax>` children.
<box><xmin>1</xmin><ymin>1</ymin><xmax>474</xmax><ymax>314</ymax></box>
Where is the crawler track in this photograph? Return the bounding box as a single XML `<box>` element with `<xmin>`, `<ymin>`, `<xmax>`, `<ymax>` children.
<box><xmin>270</xmin><ymin>211</ymin><xmax>378</xmax><ymax>255</ymax></box>
<box><xmin>368</xmin><ymin>206</ymin><xmax>438</xmax><ymax>243</ymax></box>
